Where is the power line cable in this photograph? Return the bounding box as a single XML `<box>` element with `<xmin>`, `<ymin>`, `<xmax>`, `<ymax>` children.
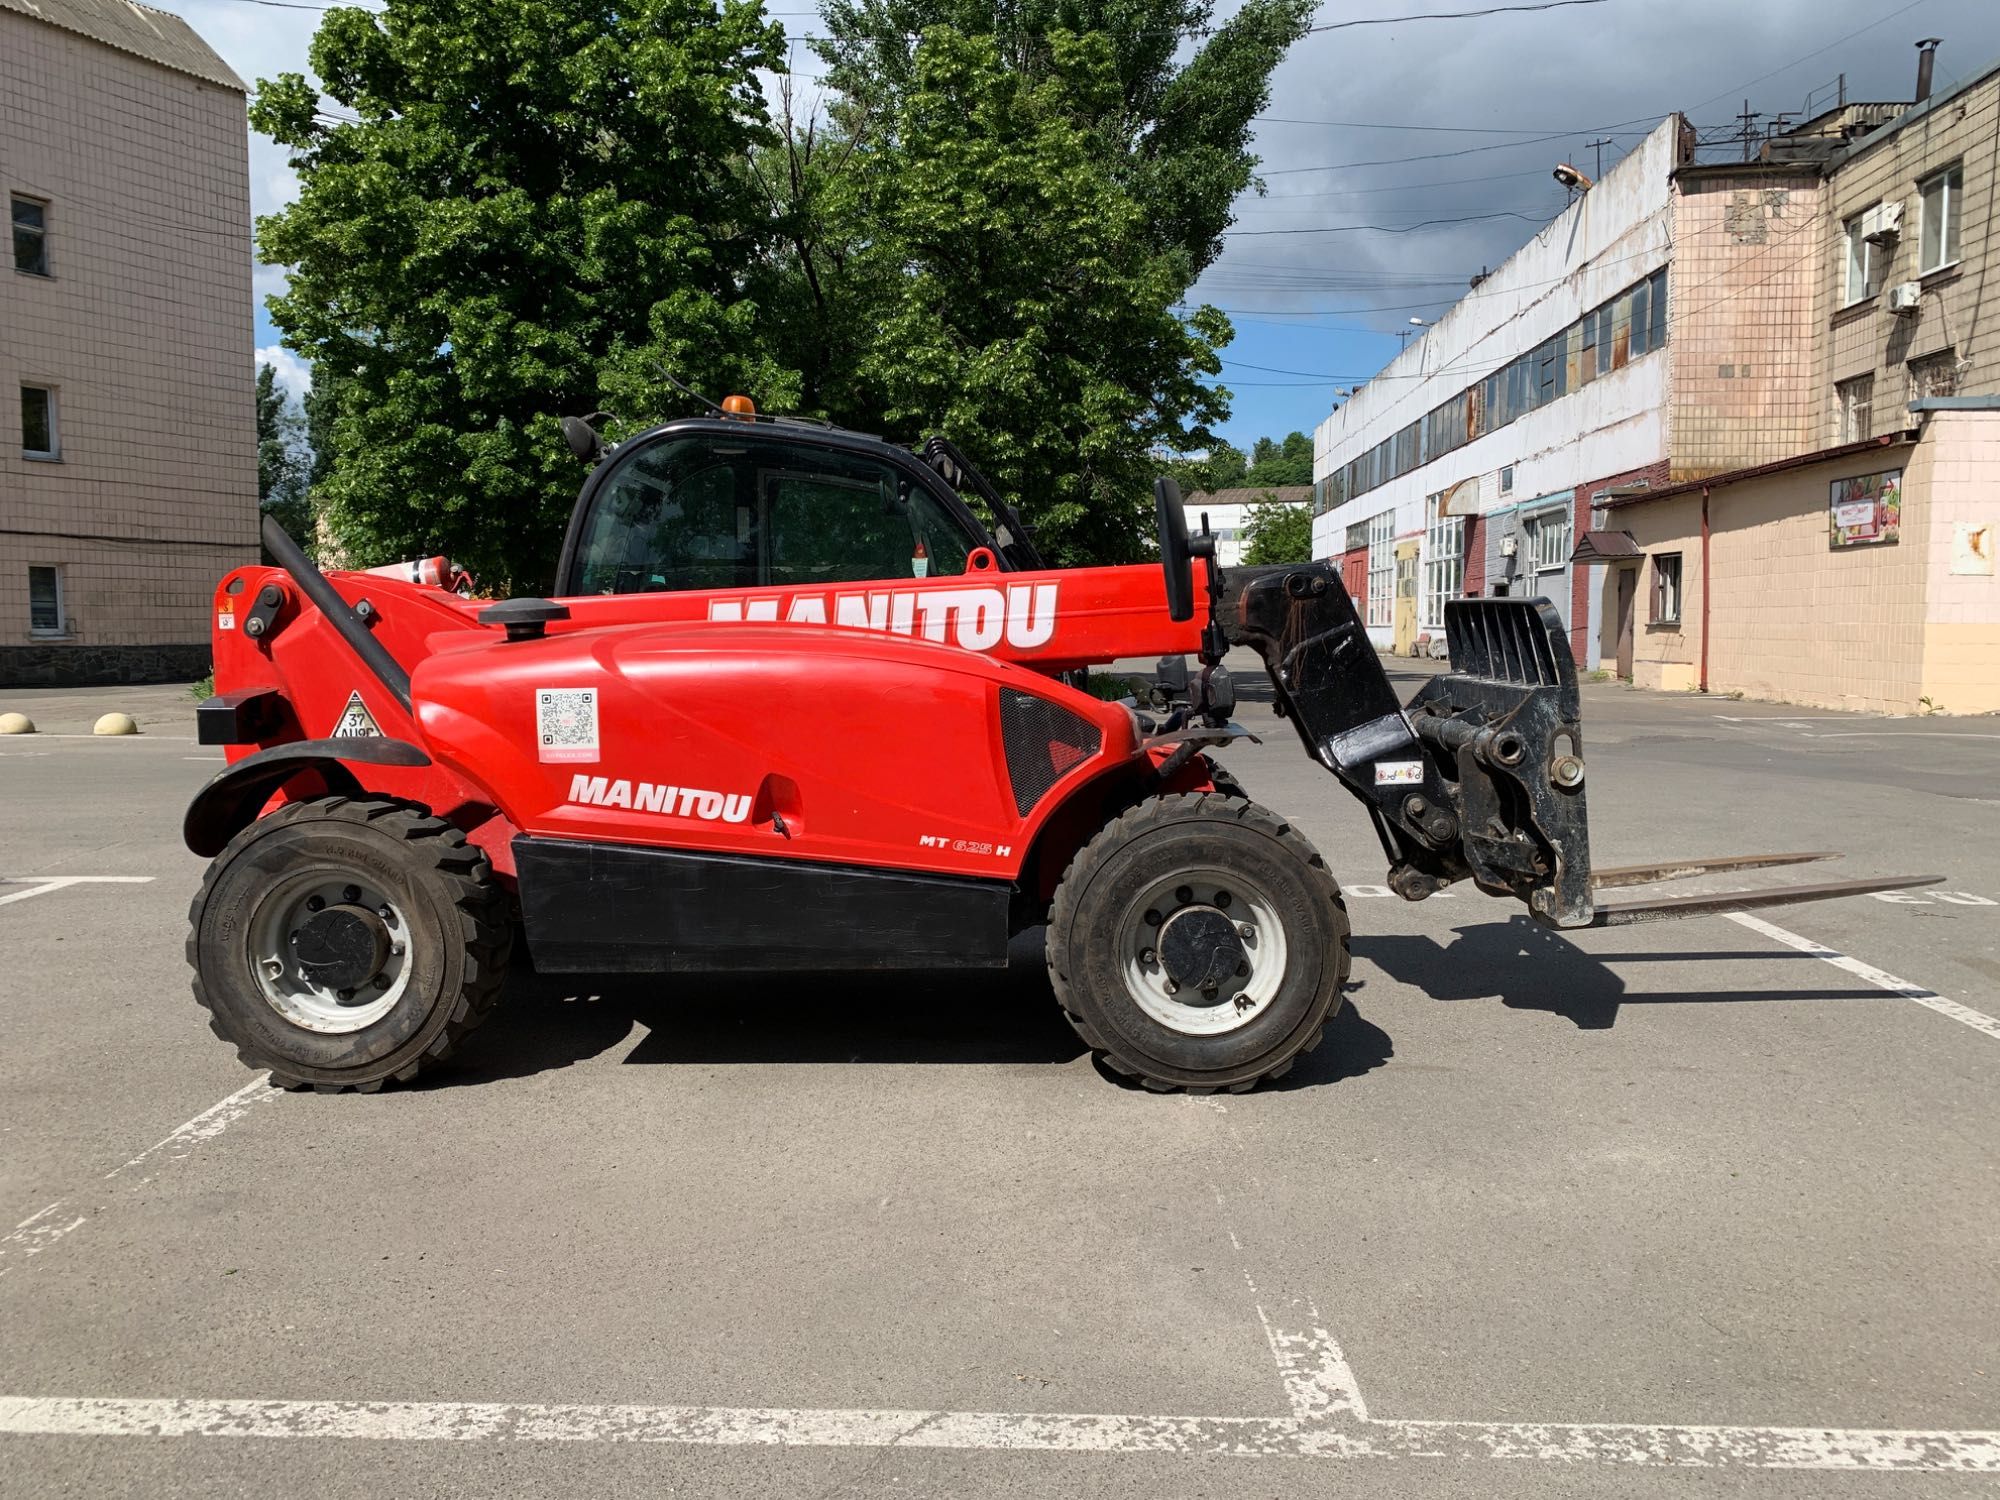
<box><xmin>1305</xmin><ymin>0</ymin><xmax>1607</xmax><ymax>32</ymax></box>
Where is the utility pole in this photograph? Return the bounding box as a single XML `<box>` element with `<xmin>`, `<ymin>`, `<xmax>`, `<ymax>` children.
<box><xmin>1735</xmin><ymin>99</ymin><xmax>1762</xmax><ymax>162</ymax></box>
<box><xmin>1585</xmin><ymin>136</ymin><xmax>1613</xmax><ymax>180</ymax></box>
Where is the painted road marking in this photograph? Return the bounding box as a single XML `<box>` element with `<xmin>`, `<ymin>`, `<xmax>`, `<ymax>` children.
<box><xmin>0</xmin><ymin>1388</ymin><xmax>1993</xmax><ymax>1469</ymax></box>
<box><xmin>0</xmin><ymin>876</ymin><xmax>154</xmax><ymax>909</ymax></box>
<box><xmin>1726</xmin><ymin>912</ymin><xmax>2000</xmax><ymax>1042</ymax></box>
<box><xmin>0</xmin><ymin>1080</ymin><xmax>275</xmax><ymax>1279</ymax></box>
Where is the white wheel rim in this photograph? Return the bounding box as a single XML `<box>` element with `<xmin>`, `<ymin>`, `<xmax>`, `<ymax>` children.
<box><xmin>1118</xmin><ymin>866</ymin><xmax>1289</xmax><ymax>1036</ymax></box>
<box><xmin>247</xmin><ymin>871</ymin><xmax>413</xmax><ymax>1034</ymax></box>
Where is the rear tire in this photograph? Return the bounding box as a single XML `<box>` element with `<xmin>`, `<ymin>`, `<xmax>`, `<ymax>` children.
<box><xmin>187</xmin><ymin>797</ymin><xmax>511</xmax><ymax>1093</ymax></box>
<box><xmin>1046</xmin><ymin>793</ymin><xmax>1349</xmax><ymax>1093</ymax></box>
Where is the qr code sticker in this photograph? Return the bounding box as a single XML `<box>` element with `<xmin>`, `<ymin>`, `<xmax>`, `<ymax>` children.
<box><xmin>537</xmin><ymin>687</ymin><xmax>599</xmax><ymax>763</ymax></box>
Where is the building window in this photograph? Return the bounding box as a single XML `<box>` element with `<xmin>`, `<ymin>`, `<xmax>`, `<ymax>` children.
<box><xmin>1499</xmin><ymin>465</ymin><xmax>1514</xmax><ymax>495</ymax></box>
<box><xmin>29</xmin><ymin>565</ymin><xmax>65</xmax><ymax>636</ymax></box>
<box><xmin>1919</xmin><ymin>164</ymin><xmax>1963</xmax><ymax>274</ymax></box>
<box><xmin>1836</xmin><ymin>375</ymin><xmax>1874</xmax><ymax>443</ymax></box>
<box><xmin>1522</xmin><ymin>503</ymin><xmax>1572</xmax><ymax>573</ymax></box>
<box><xmin>1422</xmin><ymin>495</ymin><xmax>1465</xmax><ymax>630</ymax></box>
<box><xmin>1366</xmin><ymin>510</ymin><xmax>1395</xmax><ymax>629</ymax></box>
<box><xmin>21</xmin><ymin>385</ymin><xmax>58</xmax><ymax>458</ymax></box>
<box><xmin>1909</xmin><ymin>349</ymin><xmax>1959</xmax><ymax>402</ymax></box>
<box><xmin>1344</xmin><ymin>520</ymin><xmax>1369</xmax><ymax>552</ymax></box>
<box><xmin>1843</xmin><ymin>211</ymin><xmax>1880</xmax><ymax>304</ymax></box>
<box><xmin>1650</xmin><ymin>553</ymin><xmax>1682</xmax><ymax>625</ymax></box>
<box><xmin>11</xmin><ymin>197</ymin><xmax>48</xmax><ymax>276</ymax></box>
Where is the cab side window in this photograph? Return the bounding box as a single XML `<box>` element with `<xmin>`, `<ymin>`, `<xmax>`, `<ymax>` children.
<box><xmin>763</xmin><ymin>443</ymin><xmax>971</xmax><ymax>585</ymax></box>
<box><xmin>571</xmin><ymin>433</ymin><xmax>978</xmax><ymax>595</ymax></box>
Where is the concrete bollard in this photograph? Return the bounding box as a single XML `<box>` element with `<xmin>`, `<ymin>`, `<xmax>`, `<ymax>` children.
<box><xmin>93</xmin><ymin>712</ymin><xmax>139</xmax><ymax>736</ymax></box>
<box><xmin>0</xmin><ymin>712</ymin><xmax>34</xmax><ymax>735</ymax></box>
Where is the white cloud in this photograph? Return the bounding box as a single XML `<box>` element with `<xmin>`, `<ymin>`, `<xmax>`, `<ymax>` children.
<box><xmin>256</xmin><ymin>344</ymin><xmax>313</xmax><ymax>402</ymax></box>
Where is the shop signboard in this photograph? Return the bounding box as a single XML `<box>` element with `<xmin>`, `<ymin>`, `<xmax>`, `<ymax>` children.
<box><xmin>1829</xmin><ymin>470</ymin><xmax>1901</xmax><ymax>548</ymax></box>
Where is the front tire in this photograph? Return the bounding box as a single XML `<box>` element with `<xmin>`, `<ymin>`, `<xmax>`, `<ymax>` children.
<box><xmin>1046</xmin><ymin>794</ymin><xmax>1349</xmax><ymax>1093</ymax></box>
<box><xmin>187</xmin><ymin>797</ymin><xmax>511</xmax><ymax>1093</ymax></box>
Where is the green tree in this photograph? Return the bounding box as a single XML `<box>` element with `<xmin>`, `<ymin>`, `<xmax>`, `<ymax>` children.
<box><xmin>252</xmin><ymin>0</ymin><xmax>788</xmax><ymax>592</ymax></box>
<box><xmin>1241</xmin><ymin>495</ymin><xmax>1311</xmax><ymax>564</ymax></box>
<box><xmin>256</xmin><ymin>363</ymin><xmax>312</xmax><ymax>544</ymax></box>
<box><xmin>1241</xmin><ymin>428</ymin><xmax>1312</xmax><ymax>487</ymax></box>
<box><xmin>1204</xmin><ymin>439</ymin><xmax>1247</xmax><ymax>489</ymax></box>
<box><xmin>768</xmin><ymin>0</ymin><xmax>1313</xmax><ymax>564</ymax></box>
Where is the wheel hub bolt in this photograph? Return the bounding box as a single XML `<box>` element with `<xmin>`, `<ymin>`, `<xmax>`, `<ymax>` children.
<box><xmin>1165</xmin><ymin>977</ymin><xmax>1180</xmax><ymax>994</ymax></box>
<box><xmin>342</xmin><ymin>885</ymin><xmax>361</xmax><ymax>904</ymax></box>
<box><xmin>378</xmin><ymin>906</ymin><xmax>395</xmax><ymax>923</ymax></box>
<box><xmin>1144</xmin><ymin>909</ymin><xmax>1162</xmax><ymax>927</ymax></box>
<box><xmin>1141</xmin><ymin>947</ymin><xmax>1157</xmax><ymax>964</ymax></box>
<box><xmin>1174</xmin><ymin>886</ymin><xmax>1193</xmax><ymax>905</ymax></box>
<box><xmin>305</xmin><ymin>895</ymin><xmax>325</xmax><ymax>913</ymax></box>
<box><xmin>1201</xmin><ymin>981</ymin><xmax>1218</xmax><ymax>999</ymax></box>
<box><xmin>1214</xmin><ymin>890</ymin><xmax>1232</xmax><ymax>908</ymax></box>
<box><xmin>1236</xmin><ymin>960</ymin><xmax>1250</xmax><ymax>977</ymax></box>
<box><xmin>1238</xmin><ymin>923</ymin><xmax>1255</xmax><ymax>939</ymax></box>
<box><xmin>337</xmin><ymin>988</ymin><xmax>355</xmax><ymax>1002</ymax></box>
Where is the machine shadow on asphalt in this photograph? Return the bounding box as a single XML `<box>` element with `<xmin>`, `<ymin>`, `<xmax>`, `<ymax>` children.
<box><xmin>419</xmin><ymin>937</ymin><xmax>1395</xmax><ymax>1092</ymax></box>
<box><xmin>1352</xmin><ymin>917</ymin><xmax>1888</xmax><ymax>1030</ymax></box>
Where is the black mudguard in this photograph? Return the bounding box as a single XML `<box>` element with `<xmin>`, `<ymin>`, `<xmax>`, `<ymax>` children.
<box><xmin>182</xmin><ymin>737</ymin><xmax>432</xmax><ymax>858</ymax></box>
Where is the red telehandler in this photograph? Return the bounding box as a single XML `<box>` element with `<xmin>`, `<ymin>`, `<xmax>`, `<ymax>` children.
<box><xmin>185</xmin><ymin>406</ymin><xmax>1935</xmax><ymax>1093</ymax></box>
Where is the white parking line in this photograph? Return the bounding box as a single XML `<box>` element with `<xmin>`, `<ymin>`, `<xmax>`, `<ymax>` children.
<box><xmin>0</xmin><ymin>876</ymin><xmax>154</xmax><ymax>908</ymax></box>
<box><xmin>1726</xmin><ymin>913</ymin><xmax>2000</xmax><ymax>1042</ymax></box>
<box><xmin>1</xmin><ymin>1388</ymin><xmax>1992</xmax><ymax>1470</ymax></box>
<box><xmin>0</xmin><ymin>1080</ymin><xmax>275</xmax><ymax>1279</ymax></box>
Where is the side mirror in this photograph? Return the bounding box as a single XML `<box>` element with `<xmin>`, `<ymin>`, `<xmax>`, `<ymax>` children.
<box><xmin>560</xmin><ymin>414</ymin><xmax>606</xmax><ymax>463</ymax></box>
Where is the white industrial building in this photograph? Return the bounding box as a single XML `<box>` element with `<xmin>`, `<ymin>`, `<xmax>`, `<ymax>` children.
<box><xmin>1311</xmin><ymin>118</ymin><xmax>1680</xmax><ymax>662</ymax></box>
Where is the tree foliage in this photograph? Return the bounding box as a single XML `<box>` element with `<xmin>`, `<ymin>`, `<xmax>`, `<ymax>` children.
<box><xmin>1241</xmin><ymin>429</ymin><xmax>1311</xmax><ymax>487</ymax></box>
<box><xmin>771</xmin><ymin>0</ymin><xmax>1313</xmax><ymax>564</ymax></box>
<box><xmin>1241</xmin><ymin>494</ymin><xmax>1311</xmax><ymax>565</ymax></box>
<box><xmin>252</xmin><ymin>0</ymin><xmax>787</xmax><ymax>591</ymax></box>
<box><xmin>255</xmin><ymin>0</ymin><xmax>1312</xmax><ymax>580</ymax></box>
<box><xmin>256</xmin><ymin>363</ymin><xmax>313</xmax><ymax>544</ymax></box>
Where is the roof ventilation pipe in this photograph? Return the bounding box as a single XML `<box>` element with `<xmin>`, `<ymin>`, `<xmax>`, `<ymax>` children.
<box><xmin>1916</xmin><ymin>38</ymin><xmax>1942</xmax><ymax>103</ymax></box>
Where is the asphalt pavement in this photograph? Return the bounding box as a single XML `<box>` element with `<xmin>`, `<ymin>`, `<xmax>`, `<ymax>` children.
<box><xmin>1</xmin><ymin>665</ymin><xmax>1996</xmax><ymax>1497</ymax></box>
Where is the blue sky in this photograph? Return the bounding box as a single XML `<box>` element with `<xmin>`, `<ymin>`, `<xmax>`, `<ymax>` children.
<box><xmin>160</xmin><ymin>0</ymin><xmax>2000</xmax><ymax>449</ymax></box>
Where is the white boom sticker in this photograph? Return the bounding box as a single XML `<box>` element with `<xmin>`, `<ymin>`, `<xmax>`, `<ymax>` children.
<box><xmin>332</xmin><ymin>690</ymin><xmax>381</xmax><ymax>738</ymax></box>
<box><xmin>1374</xmin><ymin>761</ymin><xmax>1424</xmax><ymax>785</ymax></box>
<box><xmin>537</xmin><ymin>688</ymin><xmax>599</xmax><ymax>764</ymax></box>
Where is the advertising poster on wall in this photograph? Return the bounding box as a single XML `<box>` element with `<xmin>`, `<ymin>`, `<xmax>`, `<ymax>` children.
<box><xmin>1828</xmin><ymin>470</ymin><xmax>1902</xmax><ymax>548</ymax></box>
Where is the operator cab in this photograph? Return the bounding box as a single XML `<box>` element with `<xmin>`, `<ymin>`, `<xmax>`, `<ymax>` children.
<box><xmin>555</xmin><ymin>411</ymin><xmax>1033</xmax><ymax>598</ymax></box>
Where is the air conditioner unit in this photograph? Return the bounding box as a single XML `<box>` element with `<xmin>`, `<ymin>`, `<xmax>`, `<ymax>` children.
<box><xmin>1862</xmin><ymin>201</ymin><xmax>1904</xmax><ymax>244</ymax></box>
<box><xmin>1887</xmin><ymin>281</ymin><xmax>1922</xmax><ymax>313</ymax></box>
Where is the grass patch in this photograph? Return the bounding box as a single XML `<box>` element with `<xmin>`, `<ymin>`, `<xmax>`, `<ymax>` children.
<box><xmin>1084</xmin><ymin>672</ymin><xmax>1146</xmax><ymax>701</ymax></box>
<box><xmin>187</xmin><ymin>673</ymin><xmax>215</xmax><ymax>702</ymax></box>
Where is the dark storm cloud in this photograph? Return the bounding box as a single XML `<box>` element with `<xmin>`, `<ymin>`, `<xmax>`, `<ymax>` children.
<box><xmin>1196</xmin><ymin>0</ymin><xmax>2000</xmax><ymax>336</ymax></box>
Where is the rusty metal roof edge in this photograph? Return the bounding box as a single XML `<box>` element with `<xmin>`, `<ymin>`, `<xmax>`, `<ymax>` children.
<box><xmin>1594</xmin><ymin>435</ymin><xmax>1915</xmax><ymax>509</ymax></box>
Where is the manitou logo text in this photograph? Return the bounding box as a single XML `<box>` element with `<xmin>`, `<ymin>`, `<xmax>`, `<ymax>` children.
<box><xmin>708</xmin><ymin>582</ymin><xmax>1060</xmax><ymax>653</ymax></box>
<box><xmin>568</xmin><ymin>774</ymin><xmax>752</xmax><ymax>823</ymax></box>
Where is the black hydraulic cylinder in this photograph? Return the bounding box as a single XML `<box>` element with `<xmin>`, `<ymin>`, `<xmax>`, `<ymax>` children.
<box><xmin>259</xmin><ymin>513</ymin><xmax>414</xmax><ymax>712</ymax></box>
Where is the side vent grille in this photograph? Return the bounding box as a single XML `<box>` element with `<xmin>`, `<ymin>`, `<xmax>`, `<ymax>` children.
<box><xmin>1445</xmin><ymin>598</ymin><xmax>1570</xmax><ymax>688</ymax></box>
<box><xmin>999</xmin><ymin>691</ymin><xmax>1102</xmax><ymax>817</ymax></box>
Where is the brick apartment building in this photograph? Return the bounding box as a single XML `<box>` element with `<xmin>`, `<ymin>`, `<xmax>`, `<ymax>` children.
<box><xmin>1</xmin><ymin>0</ymin><xmax>256</xmax><ymax>685</ymax></box>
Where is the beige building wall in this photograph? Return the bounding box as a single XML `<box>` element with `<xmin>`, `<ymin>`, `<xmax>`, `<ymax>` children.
<box><xmin>0</xmin><ymin>3</ymin><xmax>255</xmax><ymax>684</ymax></box>
<box><xmin>1824</xmin><ymin>72</ymin><xmax>2000</xmax><ymax>443</ymax></box>
<box><xmin>1917</xmin><ymin>409</ymin><xmax>2000</xmax><ymax>713</ymax></box>
<box><xmin>1668</xmin><ymin>168</ymin><xmax>1825</xmax><ymax>481</ymax></box>
<box><xmin>1600</xmin><ymin>435</ymin><xmax>1983</xmax><ymax>714</ymax></box>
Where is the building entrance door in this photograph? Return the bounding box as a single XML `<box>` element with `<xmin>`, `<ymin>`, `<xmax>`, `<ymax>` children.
<box><xmin>1615</xmin><ymin>566</ymin><xmax>1638</xmax><ymax>679</ymax></box>
<box><xmin>1393</xmin><ymin>540</ymin><xmax>1420</xmax><ymax>656</ymax></box>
